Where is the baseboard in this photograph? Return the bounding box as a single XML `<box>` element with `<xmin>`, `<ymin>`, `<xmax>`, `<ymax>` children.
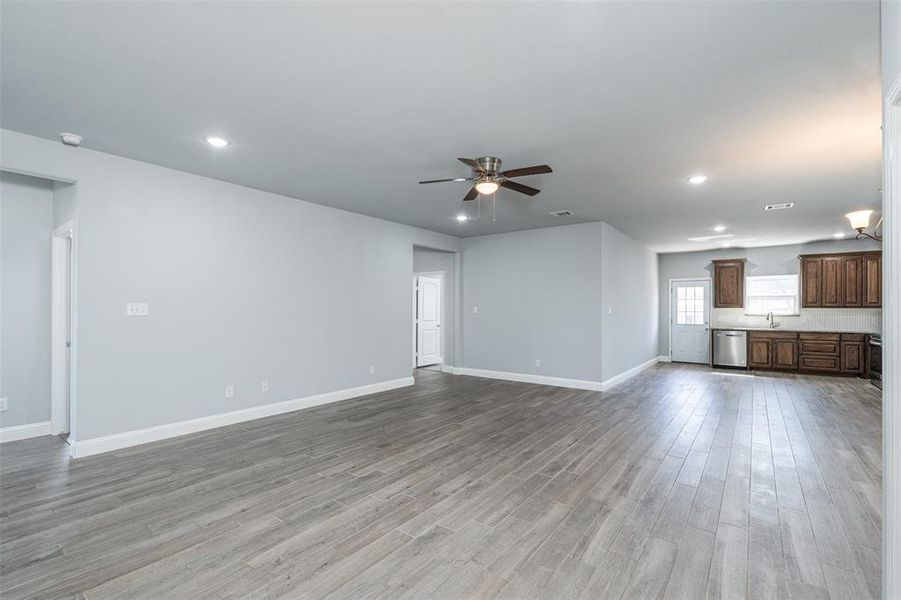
<box><xmin>458</xmin><ymin>368</ymin><xmax>604</xmax><ymax>391</ymax></box>
<box><xmin>657</xmin><ymin>355</ymin><xmax>672</xmax><ymax>363</ymax></box>
<box><xmin>69</xmin><ymin>377</ymin><xmax>414</xmax><ymax>459</ymax></box>
<box><xmin>600</xmin><ymin>356</ymin><xmax>664</xmax><ymax>390</ymax></box>
<box><xmin>460</xmin><ymin>356</ymin><xmax>665</xmax><ymax>393</ymax></box>
<box><xmin>0</xmin><ymin>421</ymin><xmax>52</xmax><ymax>443</ymax></box>
<box><xmin>441</xmin><ymin>365</ymin><xmax>462</xmax><ymax>375</ymax></box>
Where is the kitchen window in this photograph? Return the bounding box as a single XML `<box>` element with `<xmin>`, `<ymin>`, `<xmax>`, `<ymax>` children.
<box><xmin>745</xmin><ymin>274</ymin><xmax>799</xmax><ymax>315</ymax></box>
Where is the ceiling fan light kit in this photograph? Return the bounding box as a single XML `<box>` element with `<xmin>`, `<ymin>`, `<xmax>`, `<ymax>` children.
<box><xmin>419</xmin><ymin>156</ymin><xmax>553</xmax><ymax>220</ymax></box>
<box><xmin>845</xmin><ymin>209</ymin><xmax>882</xmax><ymax>241</ymax></box>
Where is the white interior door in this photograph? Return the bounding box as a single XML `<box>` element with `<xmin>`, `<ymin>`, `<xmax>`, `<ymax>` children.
<box><xmin>670</xmin><ymin>279</ymin><xmax>711</xmax><ymax>364</ymax></box>
<box><xmin>416</xmin><ymin>276</ymin><xmax>442</xmax><ymax>367</ymax></box>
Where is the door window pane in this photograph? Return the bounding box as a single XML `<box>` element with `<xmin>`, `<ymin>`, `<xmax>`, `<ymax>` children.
<box><xmin>676</xmin><ymin>286</ymin><xmax>705</xmax><ymax>325</ymax></box>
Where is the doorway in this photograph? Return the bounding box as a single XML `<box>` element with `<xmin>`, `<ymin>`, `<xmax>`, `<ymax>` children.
<box><xmin>414</xmin><ymin>273</ymin><xmax>443</xmax><ymax>367</ymax></box>
<box><xmin>50</xmin><ymin>221</ymin><xmax>73</xmax><ymax>437</ymax></box>
<box><xmin>669</xmin><ymin>278</ymin><xmax>711</xmax><ymax>364</ymax></box>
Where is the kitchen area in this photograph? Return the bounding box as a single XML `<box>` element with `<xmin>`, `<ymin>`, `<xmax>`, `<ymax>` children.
<box><xmin>659</xmin><ymin>240</ymin><xmax>883</xmax><ymax>390</ymax></box>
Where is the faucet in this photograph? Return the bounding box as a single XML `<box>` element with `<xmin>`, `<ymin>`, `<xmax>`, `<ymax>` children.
<box><xmin>766</xmin><ymin>312</ymin><xmax>780</xmax><ymax>329</ymax></box>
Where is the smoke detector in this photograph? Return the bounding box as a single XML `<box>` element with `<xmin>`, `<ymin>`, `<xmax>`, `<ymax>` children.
<box><xmin>548</xmin><ymin>210</ymin><xmax>574</xmax><ymax>217</ymax></box>
<box><xmin>59</xmin><ymin>132</ymin><xmax>84</xmax><ymax>147</ymax></box>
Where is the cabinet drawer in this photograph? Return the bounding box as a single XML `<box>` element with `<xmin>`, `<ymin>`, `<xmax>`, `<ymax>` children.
<box><xmin>841</xmin><ymin>333</ymin><xmax>865</xmax><ymax>342</ymax></box>
<box><xmin>749</xmin><ymin>331</ymin><xmax>798</xmax><ymax>340</ymax></box>
<box><xmin>799</xmin><ymin>339</ymin><xmax>840</xmax><ymax>355</ymax></box>
<box><xmin>799</xmin><ymin>354</ymin><xmax>840</xmax><ymax>372</ymax></box>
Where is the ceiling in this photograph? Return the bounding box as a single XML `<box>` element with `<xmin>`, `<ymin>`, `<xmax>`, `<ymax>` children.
<box><xmin>0</xmin><ymin>1</ymin><xmax>883</xmax><ymax>252</ymax></box>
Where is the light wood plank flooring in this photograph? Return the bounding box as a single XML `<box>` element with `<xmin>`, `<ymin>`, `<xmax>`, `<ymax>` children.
<box><xmin>0</xmin><ymin>364</ymin><xmax>882</xmax><ymax>599</ymax></box>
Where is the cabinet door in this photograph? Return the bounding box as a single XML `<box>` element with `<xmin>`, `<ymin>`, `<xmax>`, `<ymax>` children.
<box><xmin>748</xmin><ymin>339</ymin><xmax>772</xmax><ymax>368</ymax></box>
<box><xmin>842</xmin><ymin>256</ymin><xmax>863</xmax><ymax>307</ymax></box>
<box><xmin>821</xmin><ymin>256</ymin><xmax>844</xmax><ymax>307</ymax></box>
<box><xmin>773</xmin><ymin>339</ymin><xmax>798</xmax><ymax>370</ymax></box>
<box><xmin>714</xmin><ymin>261</ymin><xmax>744</xmax><ymax>308</ymax></box>
<box><xmin>801</xmin><ymin>257</ymin><xmax>822</xmax><ymax>307</ymax></box>
<box><xmin>863</xmin><ymin>254</ymin><xmax>881</xmax><ymax>307</ymax></box>
<box><xmin>841</xmin><ymin>342</ymin><xmax>865</xmax><ymax>374</ymax></box>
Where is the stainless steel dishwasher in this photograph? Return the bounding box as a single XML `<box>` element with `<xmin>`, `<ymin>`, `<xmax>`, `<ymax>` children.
<box><xmin>713</xmin><ymin>330</ymin><xmax>747</xmax><ymax>368</ymax></box>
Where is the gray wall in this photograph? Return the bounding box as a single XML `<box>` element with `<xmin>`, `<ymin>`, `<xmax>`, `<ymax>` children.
<box><xmin>413</xmin><ymin>247</ymin><xmax>457</xmax><ymax>367</ymax></box>
<box><xmin>657</xmin><ymin>238</ymin><xmax>882</xmax><ymax>354</ymax></box>
<box><xmin>1</xmin><ymin>129</ymin><xmax>459</xmax><ymax>440</ymax></box>
<box><xmin>461</xmin><ymin>223</ymin><xmax>604</xmax><ymax>382</ymax></box>
<box><xmin>0</xmin><ymin>172</ymin><xmax>53</xmax><ymax>428</ymax></box>
<box><xmin>601</xmin><ymin>222</ymin><xmax>659</xmax><ymax>380</ymax></box>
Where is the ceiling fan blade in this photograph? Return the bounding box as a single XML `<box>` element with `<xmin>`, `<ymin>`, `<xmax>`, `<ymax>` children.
<box><xmin>458</xmin><ymin>157</ymin><xmax>485</xmax><ymax>172</ymax></box>
<box><xmin>501</xmin><ymin>165</ymin><xmax>553</xmax><ymax>178</ymax></box>
<box><xmin>418</xmin><ymin>177</ymin><xmax>470</xmax><ymax>184</ymax></box>
<box><xmin>462</xmin><ymin>187</ymin><xmax>479</xmax><ymax>202</ymax></box>
<box><xmin>500</xmin><ymin>180</ymin><xmax>540</xmax><ymax>196</ymax></box>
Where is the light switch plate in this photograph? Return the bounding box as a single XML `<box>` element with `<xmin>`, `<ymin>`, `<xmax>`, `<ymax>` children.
<box><xmin>126</xmin><ymin>302</ymin><xmax>150</xmax><ymax>316</ymax></box>
<box><xmin>0</xmin><ymin>398</ymin><xmax>7</xmax><ymax>412</ymax></box>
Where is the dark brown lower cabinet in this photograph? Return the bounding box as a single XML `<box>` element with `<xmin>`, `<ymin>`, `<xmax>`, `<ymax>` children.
<box><xmin>745</xmin><ymin>331</ymin><xmax>867</xmax><ymax>376</ymax></box>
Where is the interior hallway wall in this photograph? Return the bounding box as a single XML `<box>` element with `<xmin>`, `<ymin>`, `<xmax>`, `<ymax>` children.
<box><xmin>413</xmin><ymin>247</ymin><xmax>457</xmax><ymax>367</ymax></box>
<box><xmin>0</xmin><ymin>171</ymin><xmax>54</xmax><ymax>428</ymax></box>
<box><xmin>0</xmin><ymin>129</ymin><xmax>459</xmax><ymax>442</ymax></box>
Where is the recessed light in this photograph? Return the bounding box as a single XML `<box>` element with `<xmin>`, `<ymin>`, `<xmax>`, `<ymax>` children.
<box><xmin>721</xmin><ymin>242</ymin><xmax>732</xmax><ymax>248</ymax></box>
<box><xmin>687</xmin><ymin>174</ymin><xmax>708</xmax><ymax>185</ymax></box>
<box><xmin>456</xmin><ymin>214</ymin><xmax>468</xmax><ymax>222</ymax></box>
<box><xmin>59</xmin><ymin>132</ymin><xmax>84</xmax><ymax>147</ymax></box>
<box><xmin>713</xmin><ymin>224</ymin><xmax>726</xmax><ymax>232</ymax></box>
<box><xmin>549</xmin><ymin>210</ymin><xmax>575</xmax><ymax>217</ymax></box>
<box><xmin>832</xmin><ymin>232</ymin><xmax>846</xmax><ymax>239</ymax></box>
<box><xmin>204</xmin><ymin>135</ymin><xmax>230</xmax><ymax>148</ymax></box>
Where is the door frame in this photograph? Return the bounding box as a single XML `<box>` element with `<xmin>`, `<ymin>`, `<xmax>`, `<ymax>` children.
<box><xmin>668</xmin><ymin>277</ymin><xmax>712</xmax><ymax>362</ymax></box>
<box><xmin>50</xmin><ymin>220</ymin><xmax>75</xmax><ymax>438</ymax></box>
<box><xmin>412</xmin><ymin>271</ymin><xmax>444</xmax><ymax>369</ymax></box>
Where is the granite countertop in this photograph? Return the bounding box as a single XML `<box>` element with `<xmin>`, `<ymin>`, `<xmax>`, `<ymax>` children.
<box><xmin>710</xmin><ymin>327</ymin><xmax>876</xmax><ymax>334</ymax></box>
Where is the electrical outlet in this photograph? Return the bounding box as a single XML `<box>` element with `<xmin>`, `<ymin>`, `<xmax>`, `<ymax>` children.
<box><xmin>261</xmin><ymin>381</ymin><xmax>269</xmax><ymax>393</ymax></box>
<box><xmin>225</xmin><ymin>385</ymin><xmax>234</xmax><ymax>399</ymax></box>
<box><xmin>534</xmin><ymin>359</ymin><xmax>541</xmax><ymax>368</ymax></box>
<box><xmin>369</xmin><ymin>365</ymin><xmax>375</xmax><ymax>374</ymax></box>
<box><xmin>0</xmin><ymin>398</ymin><xmax>7</xmax><ymax>412</ymax></box>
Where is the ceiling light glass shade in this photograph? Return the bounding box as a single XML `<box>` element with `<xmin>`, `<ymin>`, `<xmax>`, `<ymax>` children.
<box><xmin>475</xmin><ymin>180</ymin><xmax>499</xmax><ymax>195</ymax></box>
<box><xmin>205</xmin><ymin>136</ymin><xmax>229</xmax><ymax>148</ymax></box>
<box><xmin>845</xmin><ymin>210</ymin><xmax>873</xmax><ymax>231</ymax></box>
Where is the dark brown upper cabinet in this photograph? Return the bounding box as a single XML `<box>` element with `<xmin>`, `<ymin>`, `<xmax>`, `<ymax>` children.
<box><xmin>800</xmin><ymin>251</ymin><xmax>881</xmax><ymax>308</ymax></box>
<box><xmin>713</xmin><ymin>259</ymin><xmax>745</xmax><ymax>308</ymax></box>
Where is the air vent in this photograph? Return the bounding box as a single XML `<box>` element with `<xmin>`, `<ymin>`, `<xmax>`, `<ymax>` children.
<box><xmin>549</xmin><ymin>210</ymin><xmax>574</xmax><ymax>217</ymax></box>
<box><xmin>764</xmin><ymin>203</ymin><xmax>794</xmax><ymax>211</ymax></box>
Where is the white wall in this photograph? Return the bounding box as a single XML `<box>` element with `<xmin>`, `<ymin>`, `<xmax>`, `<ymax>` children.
<box><xmin>601</xmin><ymin>222</ymin><xmax>659</xmax><ymax>380</ymax></box>
<box><xmin>0</xmin><ymin>129</ymin><xmax>459</xmax><ymax>441</ymax></box>
<box><xmin>413</xmin><ymin>247</ymin><xmax>457</xmax><ymax>367</ymax></box>
<box><xmin>461</xmin><ymin>223</ymin><xmax>604</xmax><ymax>382</ymax></box>
<box><xmin>0</xmin><ymin>172</ymin><xmax>54</xmax><ymax>428</ymax></box>
<box><xmin>461</xmin><ymin>221</ymin><xmax>658</xmax><ymax>385</ymax></box>
<box><xmin>657</xmin><ymin>238</ymin><xmax>882</xmax><ymax>355</ymax></box>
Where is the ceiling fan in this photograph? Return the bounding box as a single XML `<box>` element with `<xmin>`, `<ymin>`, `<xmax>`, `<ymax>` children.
<box><xmin>419</xmin><ymin>156</ymin><xmax>553</xmax><ymax>202</ymax></box>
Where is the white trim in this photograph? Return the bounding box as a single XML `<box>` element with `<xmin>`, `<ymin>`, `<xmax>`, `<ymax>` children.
<box><xmin>883</xmin><ymin>72</ymin><xmax>901</xmax><ymax>600</ymax></box>
<box><xmin>0</xmin><ymin>421</ymin><xmax>52</xmax><ymax>443</ymax></box>
<box><xmin>441</xmin><ymin>365</ymin><xmax>462</xmax><ymax>375</ymax></box>
<box><xmin>600</xmin><ymin>356</ymin><xmax>664</xmax><ymax>390</ymax></box>
<box><xmin>667</xmin><ymin>277</ymin><xmax>712</xmax><ymax>363</ymax></box>
<box><xmin>657</xmin><ymin>355</ymin><xmax>672</xmax><ymax>363</ymax></box>
<box><xmin>459</xmin><ymin>357</ymin><xmax>664</xmax><ymax>392</ymax></box>
<box><xmin>50</xmin><ymin>220</ymin><xmax>74</xmax><ymax>437</ymax></box>
<box><xmin>459</xmin><ymin>368</ymin><xmax>604</xmax><ymax>391</ymax></box>
<box><xmin>68</xmin><ymin>377</ymin><xmax>414</xmax><ymax>459</ymax></box>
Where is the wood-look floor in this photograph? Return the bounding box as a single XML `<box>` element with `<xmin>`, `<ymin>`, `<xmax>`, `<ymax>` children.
<box><xmin>0</xmin><ymin>364</ymin><xmax>882</xmax><ymax>599</ymax></box>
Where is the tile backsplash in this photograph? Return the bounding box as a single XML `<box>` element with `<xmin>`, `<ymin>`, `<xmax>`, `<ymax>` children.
<box><xmin>712</xmin><ymin>308</ymin><xmax>881</xmax><ymax>333</ymax></box>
